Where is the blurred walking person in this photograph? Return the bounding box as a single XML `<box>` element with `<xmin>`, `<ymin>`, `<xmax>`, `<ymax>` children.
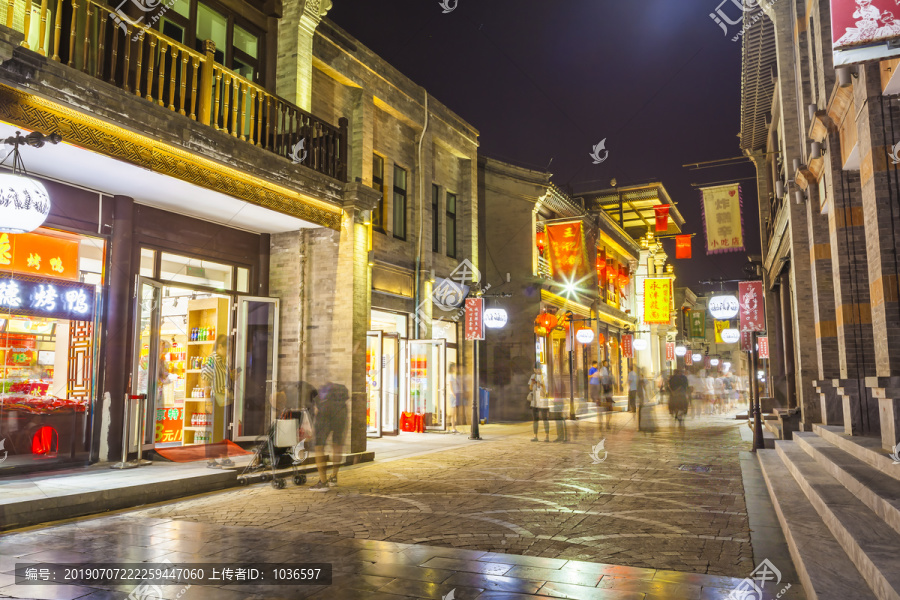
<box><xmin>529</xmin><ymin>364</ymin><xmax>550</xmax><ymax>442</ymax></box>
<box><xmin>309</xmin><ymin>382</ymin><xmax>348</xmax><ymax>492</ymax></box>
<box><xmin>599</xmin><ymin>359</ymin><xmax>613</xmax><ymax>430</ymax></box>
<box><xmin>447</xmin><ymin>363</ymin><xmax>463</xmax><ymax>433</ymax></box>
<box><xmin>627</xmin><ymin>365</ymin><xmax>639</xmax><ymax>413</ymax></box>
<box><xmin>668</xmin><ymin>368</ymin><xmax>689</xmax><ymax>425</ymax></box>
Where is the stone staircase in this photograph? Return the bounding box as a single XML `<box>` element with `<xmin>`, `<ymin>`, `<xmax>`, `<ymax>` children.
<box><xmin>758</xmin><ymin>424</ymin><xmax>900</xmax><ymax>599</ymax></box>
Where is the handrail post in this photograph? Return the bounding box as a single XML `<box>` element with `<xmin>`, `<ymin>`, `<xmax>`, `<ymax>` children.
<box><xmin>338</xmin><ymin>116</ymin><xmax>349</xmax><ymax>182</ymax></box>
<box><xmin>198</xmin><ymin>39</ymin><xmax>216</xmax><ymax>126</ymax></box>
<box><xmin>111</xmin><ymin>394</ymin><xmax>138</xmax><ymax>469</ymax></box>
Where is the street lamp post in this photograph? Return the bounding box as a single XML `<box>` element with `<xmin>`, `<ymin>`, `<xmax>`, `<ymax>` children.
<box><xmin>751</xmin><ymin>330</ymin><xmax>765</xmax><ymax>451</ymax></box>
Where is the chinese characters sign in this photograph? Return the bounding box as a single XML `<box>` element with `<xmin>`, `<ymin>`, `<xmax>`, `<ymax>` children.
<box><xmin>654</xmin><ymin>205</ymin><xmax>670</xmax><ymax>232</ymax></box>
<box><xmin>643</xmin><ymin>278</ymin><xmax>671</xmax><ymax>324</ymax></box>
<box><xmin>546</xmin><ymin>222</ymin><xmax>589</xmax><ymax>284</ymax></box>
<box><xmin>739</xmin><ymin>281</ymin><xmax>766</xmax><ymax>332</ymax></box>
<box><xmin>689</xmin><ymin>310</ymin><xmax>706</xmax><ymax>339</ymax></box>
<box><xmin>700</xmin><ymin>184</ymin><xmax>744</xmax><ymax>255</ymax></box>
<box><xmin>155</xmin><ymin>407</ymin><xmax>183</xmax><ymax>443</ymax></box>
<box><xmin>0</xmin><ymin>232</ymin><xmax>80</xmax><ymax>280</ymax></box>
<box><xmin>675</xmin><ymin>235</ymin><xmax>692</xmax><ymax>259</ymax></box>
<box><xmin>621</xmin><ymin>334</ymin><xmax>633</xmax><ymax>358</ymax></box>
<box><xmin>665</xmin><ymin>342</ymin><xmax>675</xmax><ymax>361</ymax></box>
<box><xmin>0</xmin><ymin>272</ymin><xmax>95</xmax><ymax>321</ymax></box>
<box><xmin>758</xmin><ymin>336</ymin><xmax>769</xmax><ymax>359</ymax></box>
<box><xmin>464</xmin><ymin>298</ymin><xmax>484</xmax><ymax>340</ymax></box>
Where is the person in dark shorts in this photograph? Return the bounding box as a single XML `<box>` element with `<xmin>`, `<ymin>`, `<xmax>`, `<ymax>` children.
<box><xmin>310</xmin><ymin>382</ymin><xmax>348</xmax><ymax>492</ymax></box>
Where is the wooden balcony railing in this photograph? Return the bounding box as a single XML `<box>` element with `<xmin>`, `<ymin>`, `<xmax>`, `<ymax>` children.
<box><xmin>2</xmin><ymin>0</ymin><xmax>347</xmax><ymax>181</ymax></box>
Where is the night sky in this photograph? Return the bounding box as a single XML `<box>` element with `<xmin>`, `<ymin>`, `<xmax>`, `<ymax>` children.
<box><xmin>328</xmin><ymin>0</ymin><xmax>762</xmax><ymax>292</ymax></box>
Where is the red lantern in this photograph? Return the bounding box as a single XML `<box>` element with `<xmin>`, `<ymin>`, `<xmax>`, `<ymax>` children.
<box><xmin>618</xmin><ymin>265</ymin><xmax>630</xmax><ymax>288</ymax></box>
<box><xmin>535</xmin><ymin>312</ymin><xmax>557</xmax><ymax>333</ymax></box>
<box><xmin>536</xmin><ymin>231</ymin><xmax>546</xmax><ymax>255</ymax></box>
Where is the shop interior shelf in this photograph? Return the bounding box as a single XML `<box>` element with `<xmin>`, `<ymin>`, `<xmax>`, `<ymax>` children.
<box><xmin>188</xmin><ymin>341</ymin><xmax>214</xmax><ymax>345</ymax></box>
<box><xmin>183</xmin><ymin>426</ymin><xmax>211</xmax><ymax>431</ymax></box>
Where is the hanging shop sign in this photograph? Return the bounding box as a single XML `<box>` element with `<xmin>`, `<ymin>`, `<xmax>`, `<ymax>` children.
<box><xmin>675</xmin><ymin>234</ymin><xmax>692</xmax><ymax>259</ymax></box>
<box><xmin>675</xmin><ymin>345</ymin><xmax>687</xmax><ymax>357</ymax></box>
<box><xmin>632</xmin><ymin>338</ymin><xmax>647</xmax><ymax>351</ymax></box>
<box><xmin>738</xmin><ymin>281</ymin><xmax>766</xmax><ymax>331</ymax></box>
<box><xmin>714</xmin><ymin>320</ymin><xmax>731</xmax><ymax>343</ymax></box>
<box><xmin>622</xmin><ymin>334</ymin><xmax>633</xmax><ymax>358</ymax></box>
<box><xmin>535</xmin><ymin>337</ymin><xmax>546</xmax><ymax>364</ymax></box>
<box><xmin>575</xmin><ymin>328</ymin><xmax>595</xmax><ymax>344</ymax></box>
<box><xmin>483</xmin><ymin>308</ymin><xmax>508</xmax><ymax>329</ymax></box>
<box><xmin>545</xmin><ymin>222</ymin><xmax>589</xmax><ymax>284</ymax></box>
<box><xmin>654</xmin><ymin>205</ymin><xmax>670</xmax><ymax>232</ymax></box>
<box><xmin>643</xmin><ymin>278</ymin><xmax>671</xmax><ymax>324</ymax></box>
<box><xmin>758</xmin><ymin>336</ymin><xmax>769</xmax><ymax>359</ymax></box>
<box><xmin>708</xmin><ymin>294</ymin><xmax>740</xmax><ymax>320</ymax></box>
<box><xmin>720</xmin><ymin>328</ymin><xmax>741</xmax><ymax>344</ymax></box>
<box><xmin>741</xmin><ymin>330</ymin><xmax>753</xmax><ymax>352</ymax></box>
<box><xmin>700</xmin><ymin>184</ymin><xmax>744</xmax><ymax>255</ymax></box>
<box><xmin>0</xmin><ymin>272</ymin><xmax>94</xmax><ymax>321</ymax></box>
<box><xmin>689</xmin><ymin>309</ymin><xmax>706</xmax><ymax>338</ymax></box>
<box><xmin>831</xmin><ymin>0</ymin><xmax>900</xmax><ymax>66</ymax></box>
<box><xmin>0</xmin><ymin>232</ymin><xmax>80</xmax><ymax>281</ymax></box>
<box><xmin>665</xmin><ymin>341</ymin><xmax>675</xmax><ymax>361</ymax></box>
<box><xmin>464</xmin><ymin>298</ymin><xmax>484</xmax><ymax>340</ymax></box>
<box><xmin>692</xmin><ymin>353</ymin><xmax>702</xmax><ymax>361</ymax></box>
<box><xmin>684</xmin><ymin>350</ymin><xmax>693</xmax><ymax>366</ymax></box>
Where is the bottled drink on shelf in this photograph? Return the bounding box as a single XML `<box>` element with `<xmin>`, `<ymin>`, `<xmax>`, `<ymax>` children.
<box><xmin>209</xmin><ymin>327</ymin><xmax>215</xmax><ymax>340</ymax></box>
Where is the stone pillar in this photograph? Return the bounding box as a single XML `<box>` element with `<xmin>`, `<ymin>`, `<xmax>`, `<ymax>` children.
<box><xmin>276</xmin><ymin>0</ymin><xmax>332</xmax><ymax>111</ymax></box>
<box><xmin>98</xmin><ymin>195</ymin><xmax>134</xmax><ymax>462</ymax></box>
<box><xmin>780</xmin><ymin>271</ymin><xmax>797</xmax><ymax>409</ymax></box>
<box><xmin>854</xmin><ymin>62</ymin><xmax>900</xmax><ymax>448</ymax></box>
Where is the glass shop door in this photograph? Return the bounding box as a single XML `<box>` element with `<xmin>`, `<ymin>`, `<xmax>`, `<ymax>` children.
<box><xmin>366</xmin><ymin>331</ymin><xmax>383</xmax><ymax>438</ymax></box>
<box><xmin>233</xmin><ymin>297</ymin><xmax>279</xmax><ymax>441</ymax></box>
<box><xmin>381</xmin><ymin>333</ymin><xmax>402</xmax><ymax>435</ymax></box>
<box><xmin>407</xmin><ymin>339</ymin><xmax>447</xmax><ymax>430</ymax></box>
<box><xmin>130</xmin><ymin>277</ymin><xmax>162</xmax><ymax>455</ymax></box>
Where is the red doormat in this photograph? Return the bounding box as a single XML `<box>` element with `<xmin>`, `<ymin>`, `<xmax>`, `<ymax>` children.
<box><xmin>154</xmin><ymin>440</ymin><xmax>250</xmax><ymax>463</ymax></box>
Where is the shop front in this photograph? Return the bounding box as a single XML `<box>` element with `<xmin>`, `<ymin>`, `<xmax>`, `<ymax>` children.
<box><xmin>123</xmin><ymin>223</ymin><xmax>279</xmax><ymax>459</ymax></box>
<box><xmin>0</xmin><ymin>228</ymin><xmax>105</xmax><ymax>473</ymax></box>
<box><xmin>366</xmin><ymin>308</ymin><xmax>448</xmax><ymax>437</ymax></box>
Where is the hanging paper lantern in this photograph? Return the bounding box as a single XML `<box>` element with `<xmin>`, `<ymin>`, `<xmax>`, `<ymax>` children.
<box><xmin>618</xmin><ymin>264</ymin><xmax>630</xmax><ymax>288</ymax></box>
<box><xmin>536</xmin><ymin>231</ymin><xmax>546</xmax><ymax>255</ymax></box>
<box><xmin>0</xmin><ymin>174</ymin><xmax>51</xmax><ymax>234</ymax></box>
<box><xmin>535</xmin><ymin>312</ymin><xmax>557</xmax><ymax>333</ymax></box>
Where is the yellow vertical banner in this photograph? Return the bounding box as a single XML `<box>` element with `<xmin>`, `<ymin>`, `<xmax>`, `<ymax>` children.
<box><xmin>714</xmin><ymin>320</ymin><xmax>730</xmax><ymax>343</ymax></box>
<box><xmin>643</xmin><ymin>278</ymin><xmax>671</xmax><ymax>324</ymax></box>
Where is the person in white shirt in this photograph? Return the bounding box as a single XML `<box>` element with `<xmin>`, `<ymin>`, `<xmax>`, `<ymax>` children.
<box><xmin>529</xmin><ymin>365</ymin><xmax>550</xmax><ymax>442</ymax></box>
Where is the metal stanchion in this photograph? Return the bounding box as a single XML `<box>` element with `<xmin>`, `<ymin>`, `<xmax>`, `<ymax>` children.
<box><xmin>110</xmin><ymin>394</ymin><xmax>150</xmax><ymax>469</ymax></box>
<box><xmin>134</xmin><ymin>394</ymin><xmax>152</xmax><ymax>466</ymax></box>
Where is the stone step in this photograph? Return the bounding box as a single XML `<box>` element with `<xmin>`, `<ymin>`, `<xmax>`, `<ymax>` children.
<box><xmin>765</xmin><ymin>419</ymin><xmax>784</xmax><ymax>440</ymax></box>
<box><xmin>795</xmin><ymin>432</ymin><xmax>900</xmax><ymax>538</ymax></box>
<box><xmin>814</xmin><ymin>425</ymin><xmax>900</xmax><ymax>484</ymax></box>
<box><xmin>776</xmin><ymin>441</ymin><xmax>900</xmax><ymax>600</ymax></box>
<box><xmin>757</xmin><ymin>449</ymin><xmax>874</xmax><ymax>599</ymax></box>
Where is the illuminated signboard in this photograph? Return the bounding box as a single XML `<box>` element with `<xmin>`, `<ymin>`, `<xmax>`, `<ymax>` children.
<box><xmin>0</xmin><ymin>272</ymin><xmax>95</xmax><ymax>321</ymax></box>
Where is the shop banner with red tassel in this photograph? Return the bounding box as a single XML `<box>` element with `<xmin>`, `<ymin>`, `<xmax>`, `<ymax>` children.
<box><xmin>700</xmin><ymin>183</ymin><xmax>745</xmax><ymax>254</ymax></box>
<box><xmin>546</xmin><ymin>222</ymin><xmax>589</xmax><ymax>284</ymax></box>
<box><xmin>622</xmin><ymin>334</ymin><xmax>633</xmax><ymax>358</ymax></box>
<box><xmin>675</xmin><ymin>234</ymin><xmax>692</xmax><ymax>259</ymax></box>
<box><xmin>665</xmin><ymin>341</ymin><xmax>675</xmax><ymax>361</ymax></box>
<box><xmin>654</xmin><ymin>205</ymin><xmax>670</xmax><ymax>232</ymax></box>
<box><xmin>684</xmin><ymin>350</ymin><xmax>693</xmax><ymax>366</ymax></box>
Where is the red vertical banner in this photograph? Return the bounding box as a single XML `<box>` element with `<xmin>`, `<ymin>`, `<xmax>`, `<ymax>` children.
<box><xmin>684</xmin><ymin>350</ymin><xmax>693</xmax><ymax>366</ymax></box>
<box><xmin>739</xmin><ymin>281</ymin><xmax>766</xmax><ymax>332</ymax></box>
<box><xmin>465</xmin><ymin>298</ymin><xmax>484</xmax><ymax>340</ymax></box>
<box><xmin>622</xmin><ymin>334</ymin><xmax>633</xmax><ymax>358</ymax></box>
<box><xmin>675</xmin><ymin>235</ymin><xmax>692</xmax><ymax>259</ymax></box>
<box><xmin>655</xmin><ymin>205</ymin><xmax>670</xmax><ymax>232</ymax></box>
<box><xmin>665</xmin><ymin>341</ymin><xmax>675</xmax><ymax>361</ymax></box>
<box><xmin>758</xmin><ymin>336</ymin><xmax>769</xmax><ymax>359</ymax></box>
<box><xmin>546</xmin><ymin>222</ymin><xmax>589</xmax><ymax>283</ymax></box>
<box><xmin>741</xmin><ymin>330</ymin><xmax>753</xmax><ymax>352</ymax></box>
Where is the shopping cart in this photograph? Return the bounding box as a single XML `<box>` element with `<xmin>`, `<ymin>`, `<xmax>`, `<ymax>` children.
<box><xmin>237</xmin><ymin>407</ymin><xmax>313</xmax><ymax>489</ymax></box>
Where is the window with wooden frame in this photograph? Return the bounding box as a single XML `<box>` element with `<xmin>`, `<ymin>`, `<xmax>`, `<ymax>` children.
<box><xmin>393</xmin><ymin>166</ymin><xmax>408</xmax><ymax>241</ymax></box>
<box><xmin>446</xmin><ymin>192</ymin><xmax>457</xmax><ymax>258</ymax></box>
<box><xmin>432</xmin><ymin>184</ymin><xmax>440</xmax><ymax>252</ymax></box>
<box><xmin>372</xmin><ymin>154</ymin><xmax>386</xmax><ymax>232</ymax></box>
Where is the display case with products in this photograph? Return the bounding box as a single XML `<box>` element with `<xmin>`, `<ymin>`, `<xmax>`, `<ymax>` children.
<box><xmin>182</xmin><ymin>296</ymin><xmax>229</xmax><ymax>445</ymax></box>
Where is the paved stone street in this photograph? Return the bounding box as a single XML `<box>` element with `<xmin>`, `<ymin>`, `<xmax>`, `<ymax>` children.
<box><xmin>136</xmin><ymin>406</ymin><xmax>753</xmax><ymax>575</ymax></box>
<box><xmin>0</xmin><ymin>407</ymin><xmax>807</xmax><ymax>599</ymax></box>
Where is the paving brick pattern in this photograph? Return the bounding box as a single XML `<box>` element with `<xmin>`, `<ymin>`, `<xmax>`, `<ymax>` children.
<box><xmin>134</xmin><ymin>407</ymin><xmax>754</xmax><ymax>576</ymax></box>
